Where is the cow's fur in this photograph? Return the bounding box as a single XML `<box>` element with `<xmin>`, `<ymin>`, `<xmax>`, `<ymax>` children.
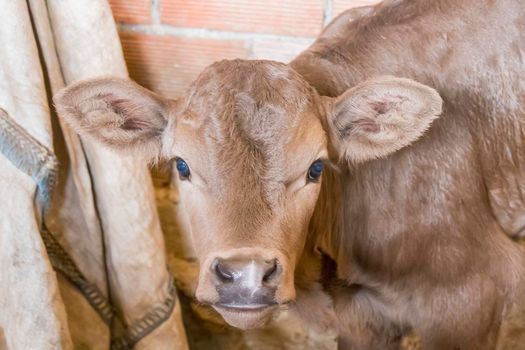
<box><xmin>291</xmin><ymin>0</ymin><xmax>525</xmax><ymax>348</ymax></box>
<box><xmin>54</xmin><ymin>0</ymin><xmax>525</xmax><ymax>348</ymax></box>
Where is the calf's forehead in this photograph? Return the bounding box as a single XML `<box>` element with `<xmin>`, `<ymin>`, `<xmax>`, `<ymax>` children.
<box><xmin>179</xmin><ymin>59</ymin><xmax>315</xmax><ymax>126</ymax></box>
<box><xmin>175</xmin><ymin>60</ymin><xmax>324</xmax><ymax>161</ymax></box>
<box><xmin>171</xmin><ymin>59</ymin><xmax>326</xmax><ymax>205</ymax></box>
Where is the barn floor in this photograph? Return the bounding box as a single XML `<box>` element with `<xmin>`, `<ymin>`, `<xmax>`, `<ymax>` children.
<box><xmin>153</xmin><ymin>169</ymin><xmax>525</xmax><ymax>350</ymax></box>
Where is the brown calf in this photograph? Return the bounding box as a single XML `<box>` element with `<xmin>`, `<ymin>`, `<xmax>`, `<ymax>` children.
<box><xmin>55</xmin><ymin>0</ymin><xmax>525</xmax><ymax>348</ymax></box>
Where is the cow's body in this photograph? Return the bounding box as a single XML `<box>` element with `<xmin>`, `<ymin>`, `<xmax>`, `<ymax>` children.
<box><xmin>291</xmin><ymin>0</ymin><xmax>525</xmax><ymax>348</ymax></box>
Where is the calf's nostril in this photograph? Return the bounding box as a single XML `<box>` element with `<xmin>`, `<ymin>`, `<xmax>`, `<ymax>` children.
<box><xmin>262</xmin><ymin>259</ymin><xmax>279</xmax><ymax>283</ymax></box>
<box><xmin>213</xmin><ymin>259</ymin><xmax>234</xmax><ymax>283</ymax></box>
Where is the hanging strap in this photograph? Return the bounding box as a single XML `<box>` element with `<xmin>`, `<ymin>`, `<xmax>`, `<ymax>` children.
<box><xmin>0</xmin><ymin>108</ymin><xmax>57</xmax><ymax>209</ymax></box>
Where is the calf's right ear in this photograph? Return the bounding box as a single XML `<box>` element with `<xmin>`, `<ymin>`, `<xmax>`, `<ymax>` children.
<box><xmin>323</xmin><ymin>76</ymin><xmax>442</xmax><ymax>163</ymax></box>
<box><xmin>53</xmin><ymin>77</ymin><xmax>174</xmax><ymax>160</ymax></box>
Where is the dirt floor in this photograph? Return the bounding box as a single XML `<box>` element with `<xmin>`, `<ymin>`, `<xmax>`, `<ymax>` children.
<box><xmin>153</xmin><ymin>168</ymin><xmax>525</xmax><ymax>350</ymax></box>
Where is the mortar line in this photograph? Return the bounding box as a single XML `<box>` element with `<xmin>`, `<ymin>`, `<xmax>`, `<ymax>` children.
<box><xmin>323</xmin><ymin>0</ymin><xmax>333</xmax><ymax>27</ymax></box>
<box><xmin>117</xmin><ymin>23</ymin><xmax>315</xmax><ymax>45</ymax></box>
<box><xmin>151</xmin><ymin>0</ymin><xmax>161</xmax><ymax>25</ymax></box>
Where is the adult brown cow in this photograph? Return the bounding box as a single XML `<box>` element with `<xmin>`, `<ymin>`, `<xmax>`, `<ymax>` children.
<box><xmin>54</xmin><ymin>0</ymin><xmax>525</xmax><ymax>348</ymax></box>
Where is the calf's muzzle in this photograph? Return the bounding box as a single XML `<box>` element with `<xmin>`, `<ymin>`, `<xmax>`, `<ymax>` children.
<box><xmin>212</xmin><ymin>256</ymin><xmax>281</xmax><ymax>309</ymax></box>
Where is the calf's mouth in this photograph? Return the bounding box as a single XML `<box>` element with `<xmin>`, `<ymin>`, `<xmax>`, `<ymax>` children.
<box><xmin>212</xmin><ymin>304</ymin><xmax>279</xmax><ymax>329</ymax></box>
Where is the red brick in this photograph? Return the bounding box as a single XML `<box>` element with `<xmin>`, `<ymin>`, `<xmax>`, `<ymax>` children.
<box><xmin>333</xmin><ymin>0</ymin><xmax>382</xmax><ymax>18</ymax></box>
<box><xmin>160</xmin><ymin>0</ymin><xmax>324</xmax><ymax>37</ymax></box>
<box><xmin>119</xmin><ymin>32</ymin><xmax>250</xmax><ymax>97</ymax></box>
<box><xmin>109</xmin><ymin>0</ymin><xmax>151</xmax><ymax>24</ymax></box>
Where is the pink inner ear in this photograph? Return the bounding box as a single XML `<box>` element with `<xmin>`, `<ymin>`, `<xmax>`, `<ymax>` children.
<box><xmin>98</xmin><ymin>93</ymin><xmax>133</xmax><ymax>115</ymax></box>
<box><xmin>352</xmin><ymin>100</ymin><xmax>392</xmax><ymax>133</ymax></box>
<box><xmin>370</xmin><ymin>100</ymin><xmax>389</xmax><ymax>114</ymax></box>
<box><xmin>99</xmin><ymin>93</ymin><xmax>156</xmax><ymax>131</ymax></box>
<box><xmin>354</xmin><ymin>118</ymin><xmax>380</xmax><ymax>133</ymax></box>
<box><xmin>121</xmin><ymin>118</ymin><xmax>152</xmax><ymax>131</ymax></box>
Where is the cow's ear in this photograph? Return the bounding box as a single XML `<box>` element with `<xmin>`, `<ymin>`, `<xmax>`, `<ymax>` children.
<box><xmin>54</xmin><ymin>77</ymin><xmax>174</xmax><ymax>160</ymax></box>
<box><xmin>323</xmin><ymin>76</ymin><xmax>442</xmax><ymax>163</ymax></box>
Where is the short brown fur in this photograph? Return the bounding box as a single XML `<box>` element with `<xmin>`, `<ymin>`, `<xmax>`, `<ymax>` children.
<box><xmin>292</xmin><ymin>0</ymin><xmax>525</xmax><ymax>348</ymax></box>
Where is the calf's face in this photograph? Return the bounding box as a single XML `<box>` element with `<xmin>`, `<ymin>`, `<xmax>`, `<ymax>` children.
<box><xmin>54</xmin><ymin>60</ymin><xmax>441</xmax><ymax>329</ymax></box>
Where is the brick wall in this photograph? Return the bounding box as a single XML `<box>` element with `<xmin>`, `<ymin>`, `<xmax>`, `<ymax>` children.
<box><xmin>109</xmin><ymin>0</ymin><xmax>379</xmax><ymax>98</ymax></box>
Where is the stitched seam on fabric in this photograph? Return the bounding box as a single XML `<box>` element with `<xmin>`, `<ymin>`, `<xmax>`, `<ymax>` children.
<box><xmin>41</xmin><ymin>225</ymin><xmax>116</xmax><ymax>325</ymax></box>
<box><xmin>111</xmin><ymin>278</ymin><xmax>178</xmax><ymax>350</ymax></box>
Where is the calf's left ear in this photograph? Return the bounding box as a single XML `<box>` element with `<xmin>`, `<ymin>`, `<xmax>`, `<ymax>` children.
<box><xmin>324</xmin><ymin>76</ymin><xmax>442</xmax><ymax>163</ymax></box>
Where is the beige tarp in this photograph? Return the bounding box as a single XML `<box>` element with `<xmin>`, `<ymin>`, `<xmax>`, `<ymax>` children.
<box><xmin>0</xmin><ymin>1</ymin><xmax>188</xmax><ymax>349</ymax></box>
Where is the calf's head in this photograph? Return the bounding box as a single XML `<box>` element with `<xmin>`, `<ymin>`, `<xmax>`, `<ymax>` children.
<box><xmin>54</xmin><ymin>60</ymin><xmax>441</xmax><ymax>329</ymax></box>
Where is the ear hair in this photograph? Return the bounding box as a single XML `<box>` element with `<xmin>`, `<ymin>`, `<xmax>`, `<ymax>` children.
<box><xmin>54</xmin><ymin>77</ymin><xmax>174</xmax><ymax>161</ymax></box>
<box><xmin>325</xmin><ymin>76</ymin><xmax>442</xmax><ymax>163</ymax></box>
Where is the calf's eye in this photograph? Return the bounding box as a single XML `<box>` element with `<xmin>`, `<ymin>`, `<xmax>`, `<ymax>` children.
<box><xmin>175</xmin><ymin>157</ymin><xmax>191</xmax><ymax>179</ymax></box>
<box><xmin>307</xmin><ymin>160</ymin><xmax>324</xmax><ymax>182</ymax></box>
